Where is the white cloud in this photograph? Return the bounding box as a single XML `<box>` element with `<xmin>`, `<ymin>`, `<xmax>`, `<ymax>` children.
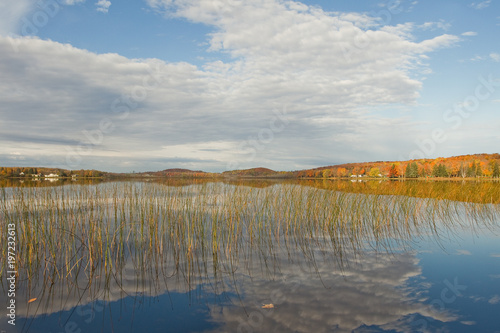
<box><xmin>0</xmin><ymin>0</ymin><xmax>461</xmax><ymax>171</ymax></box>
<box><xmin>419</xmin><ymin>21</ymin><xmax>451</xmax><ymax>31</ymax></box>
<box><xmin>377</xmin><ymin>0</ymin><xmax>418</xmax><ymax>13</ymax></box>
<box><xmin>61</xmin><ymin>0</ymin><xmax>86</xmax><ymax>4</ymax></box>
<box><xmin>96</xmin><ymin>0</ymin><xmax>111</xmax><ymax>13</ymax></box>
<box><xmin>490</xmin><ymin>52</ymin><xmax>500</xmax><ymax>62</ymax></box>
<box><xmin>417</xmin><ymin>34</ymin><xmax>459</xmax><ymax>52</ymax></box>
<box><xmin>471</xmin><ymin>53</ymin><xmax>500</xmax><ymax>63</ymax></box>
<box><xmin>489</xmin><ymin>295</ymin><xmax>500</xmax><ymax>304</ymax></box>
<box><xmin>461</xmin><ymin>31</ymin><xmax>477</xmax><ymax>36</ymax></box>
<box><xmin>470</xmin><ymin>0</ymin><xmax>491</xmax><ymax>9</ymax></box>
<box><xmin>470</xmin><ymin>55</ymin><xmax>485</xmax><ymax>62</ymax></box>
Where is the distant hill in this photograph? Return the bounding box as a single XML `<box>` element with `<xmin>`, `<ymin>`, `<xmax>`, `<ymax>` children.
<box><xmin>150</xmin><ymin>168</ymin><xmax>205</xmax><ymax>174</ymax></box>
<box><xmin>138</xmin><ymin>168</ymin><xmax>212</xmax><ymax>178</ymax></box>
<box><xmin>222</xmin><ymin>167</ymin><xmax>286</xmax><ymax>178</ymax></box>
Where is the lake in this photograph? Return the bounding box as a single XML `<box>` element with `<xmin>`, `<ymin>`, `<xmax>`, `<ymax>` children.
<box><xmin>1</xmin><ymin>179</ymin><xmax>499</xmax><ymax>332</ymax></box>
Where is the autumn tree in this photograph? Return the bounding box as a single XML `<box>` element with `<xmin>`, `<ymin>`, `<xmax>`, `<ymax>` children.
<box><xmin>432</xmin><ymin>164</ymin><xmax>448</xmax><ymax>177</ymax></box>
<box><xmin>432</xmin><ymin>164</ymin><xmax>439</xmax><ymax>177</ymax></box>
<box><xmin>491</xmin><ymin>160</ymin><xmax>500</xmax><ymax>178</ymax></box>
<box><xmin>368</xmin><ymin>167</ymin><xmax>381</xmax><ymax>178</ymax></box>
<box><xmin>466</xmin><ymin>162</ymin><xmax>477</xmax><ymax>177</ymax></box>
<box><xmin>420</xmin><ymin>163</ymin><xmax>431</xmax><ymax>177</ymax></box>
<box><xmin>459</xmin><ymin>163</ymin><xmax>467</xmax><ymax>178</ymax></box>
<box><xmin>476</xmin><ymin>162</ymin><xmax>483</xmax><ymax>177</ymax></box>
<box><xmin>405</xmin><ymin>162</ymin><xmax>419</xmax><ymax>178</ymax></box>
<box><xmin>450</xmin><ymin>166</ymin><xmax>458</xmax><ymax>177</ymax></box>
<box><xmin>388</xmin><ymin>164</ymin><xmax>399</xmax><ymax>178</ymax></box>
<box><xmin>336</xmin><ymin>168</ymin><xmax>348</xmax><ymax>178</ymax></box>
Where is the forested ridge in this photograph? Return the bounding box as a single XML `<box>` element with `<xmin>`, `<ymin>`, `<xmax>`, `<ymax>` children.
<box><xmin>295</xmin><ymin>153</ymin><xmax>500</xmax><ymax>179</ymax></box>
<box><xmin>2</xmin><ymin>153</ymin><xmax>499</xmax><ymax>179</ymax></box>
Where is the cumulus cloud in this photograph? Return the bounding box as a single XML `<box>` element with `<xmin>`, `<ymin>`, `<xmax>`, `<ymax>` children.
<box><xmin>466</xmin><ymin>52</ymin><xmax>499</xmax><ymax>63</ymax></box>
<box><xmin>470</xmin><ymin>54</ymin><xmax>485</xmax><ymax>62</ymax></box>
<box><xmin>470</xmin><ymin>0</ymin><xmax>491</xmax><ymax>9</ymax></box>
<box><xmin>0</xmin><ymin>0</ymin><xmax>461</xmax><ymax>171</ymax></box>
<box><xmin>96</xmin><ymin>0</ymin><xmax>111</xmax><ymax>13</ymax></box>
<box><xmin>461</xmin><ymin>31</ymin><xmax>477</xmax><ymax>36</ymax></box>
<box><xmin>489</xmin><ymin>295</ymin><xmax>500</xmax><ymax>304</ymax></box>
<box><xmin>61</xmin><ymin>0</ymin><xmax>86</xmax><ymax>4</ymax></box>
<box><xmin>490</xmin><ymin>52</ymin><xmax>500</xmax><ymax>62</ymax></box>
<box><xmin>419</xmin><ymin>20</ymin><xmax>451</xmax><ymax>31</ymax></box>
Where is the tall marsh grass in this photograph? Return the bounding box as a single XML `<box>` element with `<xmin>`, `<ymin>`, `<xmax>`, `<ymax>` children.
<box><xmin>1</xmin><ymin>181</ymin><xmax>499</xmax><ymax>313</ymax></box>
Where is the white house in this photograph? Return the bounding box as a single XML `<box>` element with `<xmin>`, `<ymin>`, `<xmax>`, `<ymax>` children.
<box><xmin>45</xmin><ymin>174</ymin><xmax>59</xmax><ymax>178</ymax></box>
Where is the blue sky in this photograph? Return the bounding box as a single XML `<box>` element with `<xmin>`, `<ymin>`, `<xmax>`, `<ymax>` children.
<box><xmin>0</xmin><ymin>0</ymin><xmax>499</xmax><ymax>172</ymax></box>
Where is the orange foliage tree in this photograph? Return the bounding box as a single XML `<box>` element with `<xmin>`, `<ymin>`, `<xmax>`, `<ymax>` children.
<box><xmin>388</xmin><ymin>164</ymin><xmax>399</xmax><ymax>178</ymax></box>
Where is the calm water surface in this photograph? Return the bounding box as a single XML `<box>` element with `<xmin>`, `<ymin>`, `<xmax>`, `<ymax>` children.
<box><xmin>1</xmin><ymin>180</ymin><xmax>499</xmax><ymax>332</ymax></box>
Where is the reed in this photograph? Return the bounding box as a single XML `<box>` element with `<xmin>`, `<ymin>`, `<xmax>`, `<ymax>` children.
<box><xmin>1</xmin><ymin>181</ymin><xmax>499</xmax><ymax>311</ymax></box>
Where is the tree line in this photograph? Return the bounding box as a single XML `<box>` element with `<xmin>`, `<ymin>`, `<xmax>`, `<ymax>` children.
<box><xmin>296</xmin><ymin>154</ymin><xmax>500</xmax><ymax>179</ymax></box>
<box><xmin>0</xmin><ymin>167</ymin><xmax>105</xmax><ymax>178</ymax></box>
